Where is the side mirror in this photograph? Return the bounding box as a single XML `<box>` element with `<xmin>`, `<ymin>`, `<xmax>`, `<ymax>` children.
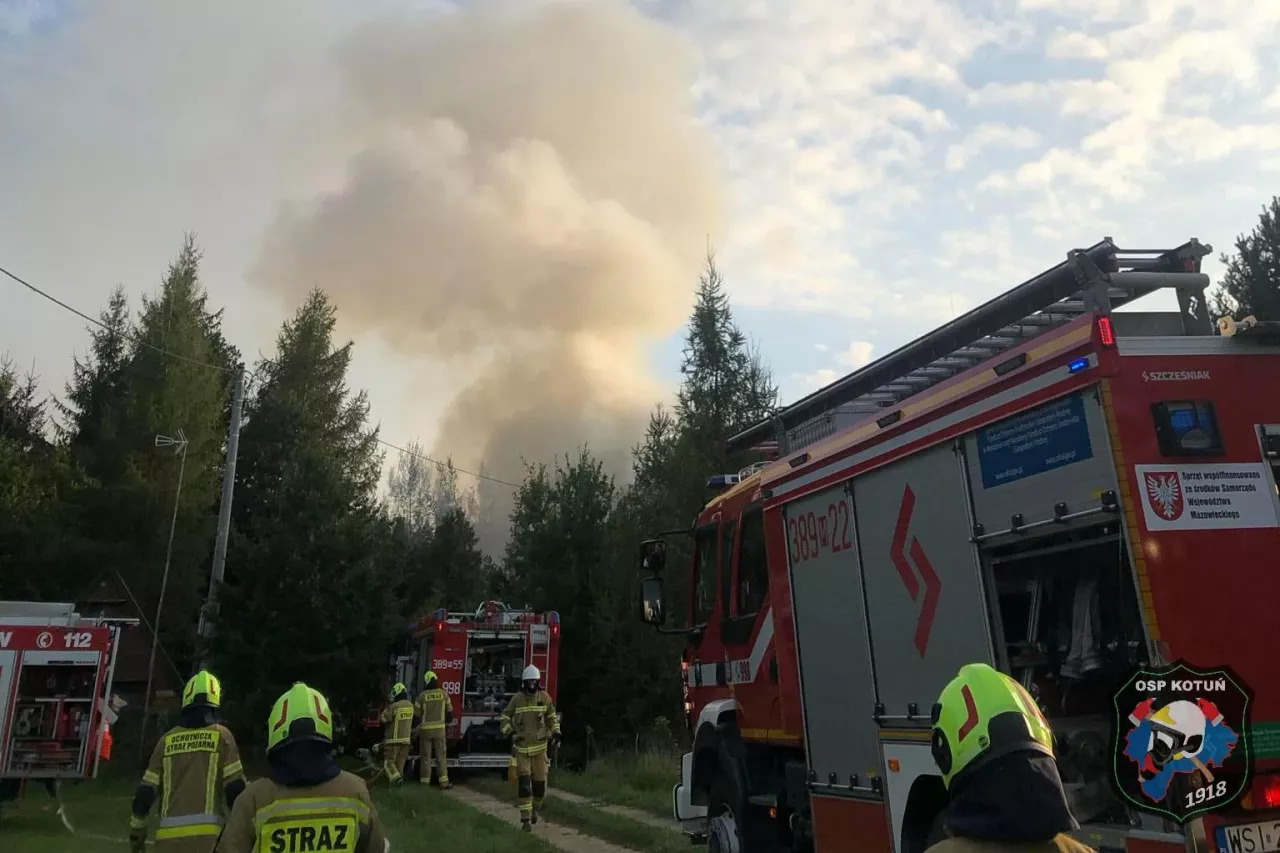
<box><xmin>639</xmin><ymin>539</ymin><xmax>667</xmax><ymax>574</ymax></box>
<box><xmin>640</xmin><ymin>576</ymin><xmax>665</xmax><ymax>626</ymax></box>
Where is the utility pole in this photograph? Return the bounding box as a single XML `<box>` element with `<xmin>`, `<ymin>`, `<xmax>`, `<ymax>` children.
<box><xmin>140</xmin><ymin>429</ymin><xmax>189</xmax><ymax>759</ymax></box>
<box><xmin>197</xmin><ymin>367</ymin><xmax>245</xmax><ymax>666</ymax></box>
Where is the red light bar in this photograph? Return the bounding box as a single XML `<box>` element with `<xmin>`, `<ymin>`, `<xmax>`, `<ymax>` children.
<box><xmin>1097</xmin><ymin>316</ymin><xmax>1115</xmax><ymax>347</ymax></box>
<box><xmin>1246</xmin><ymin>774</ymin><xmax>1280</xmax><ymax>810</ymax></box>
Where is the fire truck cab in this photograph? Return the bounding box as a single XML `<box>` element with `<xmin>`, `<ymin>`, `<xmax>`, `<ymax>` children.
<box><xmin>0</xmin><ymin>601</ymin><xmax>126</xmax><ymax>803</ymax></box>
<box><xmin>400</xmin><ymin>600</ymin><xmax>560</xmax><ymax>775</ymax></box>
<box><xmin>639</xmin><ymin>238</ymin><xmax>1280</xmax><ymax>853</ymax></box>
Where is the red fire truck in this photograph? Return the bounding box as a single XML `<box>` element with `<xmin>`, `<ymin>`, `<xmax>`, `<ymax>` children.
<box><xmin>0</xmin><ymin>601</ymin><xmax>127</xmax><ymax>813</ymax></box>
<box><xmin>638</xmin><ymin>238</ymin><xmax>1280</xmax><ymax>853</ymax></box>
<box><xmin>399</xmin><ymin>600</ymin><xmax>561</xmax><ymax>776</ymax></box>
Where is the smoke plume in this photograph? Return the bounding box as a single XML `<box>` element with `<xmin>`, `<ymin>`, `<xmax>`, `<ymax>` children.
<box><xmin>252</xmin><ymin>0</ymin><xmax>723</xmax><ymax>553</ymax></box>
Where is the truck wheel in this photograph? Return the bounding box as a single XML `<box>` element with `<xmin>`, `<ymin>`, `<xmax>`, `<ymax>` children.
<box><xmin>708</xmin><ymin>774</ymin><xmax>745</xmax><ymax>853</ymax></box>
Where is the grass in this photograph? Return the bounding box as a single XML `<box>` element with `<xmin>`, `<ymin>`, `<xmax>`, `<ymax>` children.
<box><xmin>0</xmin><ymin>777</ymin><xmax>138</xmax><ymax>853</ymax></box>
<box><xmin>552</xmin><ymin>751</ymin><xmax>677</xmax><ymax>818</ymax></box>
<box><xmin>374</xmin><ymin>783</ymin><xmax>559</xmax><ymax>852</ymax></box>
<box><xmin>468</xmin><ymin>775</ymin><xmax>688</xmax><ymax>853</ymax></box>
<box><xmin>0</xmin><ymin>774</ymin><xmax>557</xmax><ymax>853</ymax></box>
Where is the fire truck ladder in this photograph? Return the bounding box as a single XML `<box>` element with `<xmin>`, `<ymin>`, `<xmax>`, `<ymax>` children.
<box><xmin>726</xmin><ymin>238</ymin><xmax>1214</xmax><ymax>457</ymax></box>
<box><xmin>528</xmin><ymin>629</ymin><xmax>551</xmax><ymax>679</ymax></box>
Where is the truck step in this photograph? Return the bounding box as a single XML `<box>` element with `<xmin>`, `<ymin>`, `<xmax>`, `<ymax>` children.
<box><xmin>748</xmin><ymin>794</ymin><xmax>777</xmax><ymax>809</ymax></box>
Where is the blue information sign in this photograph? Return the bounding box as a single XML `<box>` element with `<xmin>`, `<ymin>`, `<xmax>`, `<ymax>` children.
<box><xmin>976</xmin><ymin>392</ymin><xmax>1094</xmax><ymax>489</ymax></box>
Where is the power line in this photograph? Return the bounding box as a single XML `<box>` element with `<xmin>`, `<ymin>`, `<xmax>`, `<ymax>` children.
<box><xmin>1</xmin><ymin>264</ymin><xmax>235</xmax><ymax>372</ymax></box>
<box><xmin>376</xmin><ymin>437</ymin><xmax>521</xmax><ymax>488</ymax></box>
<box><xmin>2</xmin><ymin>261</ymin><xmax>522</xmax><ymax>489</ymax></box>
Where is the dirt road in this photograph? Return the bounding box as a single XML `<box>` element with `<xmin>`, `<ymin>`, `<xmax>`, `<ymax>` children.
<box><xmin>445</xmin><ymin>784</ymin><xmax>641</xmax><ymax>853</ymax></box>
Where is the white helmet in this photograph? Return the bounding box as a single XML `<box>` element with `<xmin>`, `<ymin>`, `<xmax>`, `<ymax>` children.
<box><xmin>522</xmin><ymin>665</ymin><xmax>541</xmax><ymax>682</ymax></box>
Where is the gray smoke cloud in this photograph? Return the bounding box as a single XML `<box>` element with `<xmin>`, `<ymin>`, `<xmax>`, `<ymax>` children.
<box><xmin>252</xmin><ymin>0</ymin><xmax>723</xmax><ymax>553</ymax></box>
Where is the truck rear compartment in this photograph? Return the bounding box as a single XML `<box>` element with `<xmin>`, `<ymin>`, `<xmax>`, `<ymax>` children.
<box><xmin>433</xmin><ymin>633</ymin><xmax>522</xmax><ymax>769</ymax></box>
<box><xmin>463</xmin><ymin>635</ymin><xmax>525</xmax><ymax>715</ymax></box>
<box><xmin>986</xmin><ymin>522</ymin><xmax>1149</xmax><ymax>828</ymax></box>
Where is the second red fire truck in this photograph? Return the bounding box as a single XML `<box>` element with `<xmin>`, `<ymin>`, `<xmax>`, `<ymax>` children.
<box><xmin>399</xmin><ymin>600</ymin><xmax>561</xmax><ymax>776</ymax></box>
<box><xmin>639</xmin><ymin>238</ymin><xmax>1280</xmax><ymax>853</ymax></box>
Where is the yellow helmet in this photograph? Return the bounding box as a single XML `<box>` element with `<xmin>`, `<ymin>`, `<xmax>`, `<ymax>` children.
<box><xmin>266</xmin><ymin>683</ymin><xmax>334</xmax><ymax>753</ymax></box>
<box><xmin>930</xmin><ymin>663</ymin><xmax>1054</xmax><ymax>789</ymax></box>
<box><xmin>390</xmin><ymin>682</ymin><xmax>408</xmax><ymax>701</ymax></box>
<box><xmin>424</xmin><ymin>671</ymin><xmax>438</xmax><ymax>685</ymax></box>
<box><xmin>182</xmin><ymin>670</ymin><xmax>222</xmax><ymax>709</ymax></box>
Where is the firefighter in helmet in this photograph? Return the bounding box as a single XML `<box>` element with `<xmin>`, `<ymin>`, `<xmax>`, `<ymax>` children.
<box><xmin>129</xmin><ymin>670</ymin><xmax>245</xmax><ymax>853</ymax></box>
<box><xmin>380</xmin><ymin>682</ymin><xmax>415</xmax><ymax>785</ymax></box>
<box><xmin>926</xmin><ymin>663</ymin><xmax>1093</xmax><ymax>853</ymax></box>
<box><xmin>499</xmin><ymin>664</ymin><xmax>560</xmax><ymax>831</ymax></box>
<box><xmin>415</xmin><ymin>670</ymin><xmax>454</xmax><ymax>788</ymax></box>
<box><xmin>216</xmin><ymin>682</ymin><xmax>390</xmax><ymax>853</ymax></box>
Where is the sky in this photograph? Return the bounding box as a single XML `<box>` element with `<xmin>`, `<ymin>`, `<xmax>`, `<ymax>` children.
<box><xmin>2</xmin><ymin>0</ymin><xmax>1279</xmax><ymax>515</ymax></box>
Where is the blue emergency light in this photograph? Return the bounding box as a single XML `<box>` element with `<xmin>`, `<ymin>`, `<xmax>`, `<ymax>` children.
<box><xmin>706</xmin><ymin>474</ymin><xmax>740</xmax><ymax>488</ymax></box>
<box><xmin>1068</xmin><ymin>357</ymin><xmax>1090</xmax><ymax>374</ymax></box>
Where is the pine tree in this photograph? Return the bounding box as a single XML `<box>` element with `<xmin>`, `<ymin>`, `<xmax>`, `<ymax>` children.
<box><xmin>1</xmin><ymin>357</ymin><xmax>50</xmax><ymax>451</ymax></box>
<box><xmin>0</xmin><ymin>359</ymin><xmax>81</xmax><ymax>598</ymax></box>
<box><xmin>676</xmin><ymin>251</ymin><xmax>778</xmax><ymax>442</ymax></box>
<box><xmin>57</xmin><ymin>286</ymin><xmax>131</xmax><ymax>460</ymax></box>
<box><xmin>1214</xmin><ymin>197</ymin><xmax>1280</xmax><ymax>322</ymax></box>
<box><xmin>215</xmin><ymin>289</ymin><xmax>394</xmax><ymax>742</ymax></box>
<box><xmin>55</xmin><ymin>237</ymin><xmax>239</xmax><ymax>666</ymax></box>
<box><xmin>423</xmin><ymin>506</ymin><xmax>485</xmax><ymax>611</ymax></box>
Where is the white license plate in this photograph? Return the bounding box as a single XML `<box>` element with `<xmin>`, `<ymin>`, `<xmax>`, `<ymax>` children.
<box><xmin>1218</xmin><ymin>821</ymin><xmax>1280</xmax><ymax>853</ymax></box>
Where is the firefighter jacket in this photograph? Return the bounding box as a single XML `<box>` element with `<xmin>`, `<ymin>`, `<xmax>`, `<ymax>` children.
<box><xmin>132</xmin><ymin>723</ymin><xmax>246</xmax><ymax>846</ymax></box>
<box><xmin>927</xmin><ymin>835</ymin><xmax>1096</xmax><ymax>853</ymax></box>
<box><xmin>380</xmin><ymin>699</ymin><xmax>415</xmax><ymax>746</ymax></box>
<box><xmin>926</xmin><ymin>750</ymin><xmax>1087</xmax><ymax>853</ymax></box>
<box><xmin>500</xmin><ymin>690</ymin><xmax>560</xmax><ymax>754</ymax></box>
<box><xmin>215</xmin><ymin>770</ymin><xmax>388</xmax><ymax>853</ymax></box>
<box><xmin>415</xmin><ymin>688</ymin><xmax>452</xmax><ymax>733</ymax></box>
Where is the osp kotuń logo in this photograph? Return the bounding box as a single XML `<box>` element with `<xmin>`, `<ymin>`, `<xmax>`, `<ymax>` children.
<box><xmin>1111</xmin><ymin>661</ymin><xmax>1253</xmax><ymax>823</ymax></box>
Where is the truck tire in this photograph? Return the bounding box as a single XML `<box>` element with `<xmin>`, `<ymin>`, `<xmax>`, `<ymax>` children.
<box><xmin>708</xmin><ymin>773</ymin><xmax>747</xmax><ymax>853</ymax></box>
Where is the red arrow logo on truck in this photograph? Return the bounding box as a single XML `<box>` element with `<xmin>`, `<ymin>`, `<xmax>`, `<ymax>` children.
<box><xmin>891</xmin><ymin>486</ymin><xmax>941</xmax><ymax>657</ymax></box>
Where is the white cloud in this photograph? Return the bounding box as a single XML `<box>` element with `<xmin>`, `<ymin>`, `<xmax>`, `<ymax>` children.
<box><xmin>973</xmin><ymin>3</ymin><xmax>1280</xmax><ymax>237</ymax></box>
<box><xmin>661</xmin><ymin>1</ymin><xmax>1004</xmax><ymax>317</ymax></box>
<box><xmin>4</xmin><ymin>0</ymin><xmax>1280</xmax><ymax>476</ymax></box>
<box><xmin>946</xmin><ymin>123</ymin><xmax>1041</xmax><ymax>171</ymax></box>
<box><xmin>1045</xmin><ymin>28</ymin><xmax>1108</xmax><ymax>60</ymax></box>
<box><xmin>836</xmin><ymin>340</ymin><xmax>875</xmax><ymax>369</ymax></box>
<box><xmin>796</xmin><ymin>339</ymin><xmax>875</xmax><ymax>390</ymax></box>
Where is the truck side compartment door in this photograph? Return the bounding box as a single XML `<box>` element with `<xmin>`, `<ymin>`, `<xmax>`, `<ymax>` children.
<box><xmin>853</xmin><ymin>441</ymin><xmax>995</xmax><ymax>720</ymax></box>
<box><xmin>785</xmin><ymin>483</ymin><xmax>881</xmax><ymax>791</ymax></box>
<box><xmin>0</xmin><ymin>650</ymin><xmax>14</xmax><ymax>772</ymax></box>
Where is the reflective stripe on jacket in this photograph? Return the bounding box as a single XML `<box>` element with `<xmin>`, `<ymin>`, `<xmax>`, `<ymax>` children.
<box><xmin>500</xmin><ymin>691</ymin><xmax>560</xmax><ymax>754</ymax></box>
<box><xmin>136</xmin><ymin>724</ymin><xmax>245</xmax><ymax>843</ymax></box>
<box><xmin>380</xmin><ymin>699</ymin><xmax>415</xmax><ymax>744</ymax></box>
<box><xmin>415</xmin><ymin>688</ymin><xmax>451</xmax><ymax>732</ymax></box>
<box><xmin>215</xmin><ymin>770</ymin><xmax>389</xmax><ymax>853</ymax></box>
